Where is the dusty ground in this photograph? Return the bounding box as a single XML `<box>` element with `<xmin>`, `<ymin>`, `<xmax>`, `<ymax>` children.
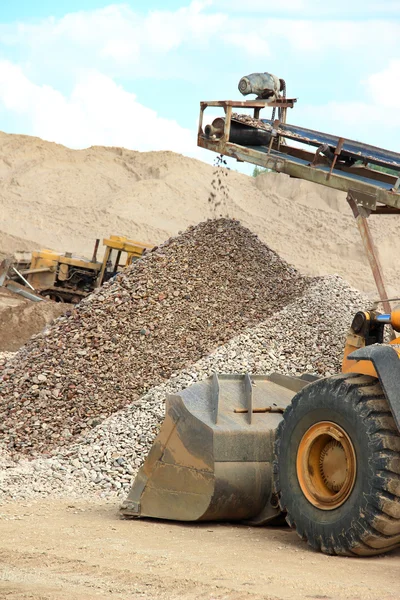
<box><xmin>0</xmin><ymin>499</ymin><xmax>398</xmax><ymax>600</ymax></box>
<box><xmin>0</xmin><ymin>288</ymin><xmax>68</xmax><ymax>351</ymax></box>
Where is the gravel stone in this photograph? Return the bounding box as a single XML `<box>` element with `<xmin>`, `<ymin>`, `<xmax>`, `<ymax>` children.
<box><xmin>0</xmin><ymin>219</ymin><xmax>306</xmax><ymax>457</ymax></box>
<box><xmin>0</xmin><ymin>276</ymin><xmax>367</xmax><ymax>502</ymax></box>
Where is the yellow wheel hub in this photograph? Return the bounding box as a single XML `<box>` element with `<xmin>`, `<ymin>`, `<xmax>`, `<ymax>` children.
<box><xmin>296</xmin><ymin>421</ymin><xmax>357</xmax><ymax>510</ymax></box>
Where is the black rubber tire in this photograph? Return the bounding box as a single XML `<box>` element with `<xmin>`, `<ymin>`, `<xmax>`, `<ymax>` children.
<box><xmin>274</xmin><ymin>373</ymin><xmax>400</xmax><ymax>556</ymax></box>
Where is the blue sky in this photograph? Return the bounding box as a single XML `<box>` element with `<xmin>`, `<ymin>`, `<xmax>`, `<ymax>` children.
<box><xmin>0</xmin><ymin>1</ymin><xmax>399</xmax><ymax>165</ymax></box>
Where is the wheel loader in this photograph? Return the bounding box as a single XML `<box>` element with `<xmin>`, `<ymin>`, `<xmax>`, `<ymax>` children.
<box><xmin>121</xmin><ymin>310</ymin><xmax>400</xmax><ymax>556</ymax></box>
<box><xmin>121</xmin><ymin>74</ymin><xmax>400</xmax><ymax>556</ymax></box>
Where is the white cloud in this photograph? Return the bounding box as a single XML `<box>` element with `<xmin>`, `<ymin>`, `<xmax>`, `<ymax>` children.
<box><xmin>0</xmin><ymin>60</ymin><xmax>196</xmax><ymax>153</ymax></box>
<box><xmin>0</xmin><ymin>2</ymin><xmax>227</xmax><ymax>78</ymax></box>
<box><xmin>216</xmin><ymin>0</ymin><xmax>304</xmax><ymax>10</ymax></box>
<box><xmin>0</xmin><ymin>3</ymin><xmax>398</xmax><ymax>79</ymax></box>
<box><xmin>295</xmin><ymin>61</ymin><xmax>400</xmax><ymax>150</ymax></box>
<box><xmin>215</xmin><ymin>0</ymin><xmax>400</xmax><ymax>15</ymax></box>
<box><xmin>366</xmin><ymin>60</ymin><xmax>400</xmax><ymax>109</ymax></box>
<box><xmin>222</xmin><ymin>32</ymin><xmax>270</xmax><ymax>56</ymax></box>
<box><xmin>253</xmin><ymin>19</ymin><xmax>399</xmax><ymax>53</ymax></box>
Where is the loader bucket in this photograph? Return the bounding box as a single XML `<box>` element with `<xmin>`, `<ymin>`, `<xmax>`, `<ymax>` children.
<box><xmin>121</xmin><ymin>373</ymin><xmax>303</xmax><ymax>524</ymax></box>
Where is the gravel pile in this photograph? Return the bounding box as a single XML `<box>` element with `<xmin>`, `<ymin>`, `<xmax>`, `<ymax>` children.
<box><xmin>0</xmin><ymin>276</ymin><xmax>367</xmax><ymax>502</ymax></box>
<box><xmin>233</xmin><ymin>113</ymin><xmax>273</xmax><ymax>132</ymax></box>
<box><xmin>0</xmin><ymin>219</ymin><xmax>307</xmax><ymax>457</ymax></box>
<box><xmin>0</xmin><ymin>353</ymin><xmax>14</xmax><ymax>366</ymax></box>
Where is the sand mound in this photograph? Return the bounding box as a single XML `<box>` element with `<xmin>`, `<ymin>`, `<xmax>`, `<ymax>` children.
<box><xmin>0</xmin><ymin>288</ymin><xmax>68</xmax><ymax>352</ymax></box>
<box><xmin>0</xmin><ymin>219</ymin><xmax>307</xmax><ymax>456</ymax></box>
<box><xmin>0</xmin><ymin>230</ymin><xmax>39</xmax><ymax>260</ymax></box>
<box><xmin>0</xmin><ymin>130</ymin><xmax>399</xmax><ymax>294</ymax></box>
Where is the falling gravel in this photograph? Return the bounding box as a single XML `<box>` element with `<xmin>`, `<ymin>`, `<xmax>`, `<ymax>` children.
<box><xmin>0</xmin><ymin>276</ymin><xmax>368</xmax><ymax>502</ymax></box>
<box><xmin>0</xmin><ymin>219</ymin><xmax>307</xmax><ymax>457</ymax></box>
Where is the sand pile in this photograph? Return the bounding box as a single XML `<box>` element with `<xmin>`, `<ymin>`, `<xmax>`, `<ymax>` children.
<box><xmin>0</xmin><ymin>288</ymin><xmax>68</xmax><ymax>352</ymax></box>
<box><xmin>0</xmin><ymin>219</ymin><xmax>307</xmax><ymax>456</ymax></box>
<box><xmin>1</xmin><ymin>130</ymin><xmax>399</xmax><ymax>294</ymax></box>
<box><xmin>0</xmin><ymin>276</ymin><xmax>367</xmax><ymax>501</ymax></box>
<box><xmin>0</xmin><ymin>230</ymin><xmax>39</xmax><ymax>261</ymax></box>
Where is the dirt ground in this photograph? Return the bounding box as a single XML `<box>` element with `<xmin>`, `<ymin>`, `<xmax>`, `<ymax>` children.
<box><xmin>0</xmin><ymin>499</ymin><xmax>399</xmax><ymax>600</ymax></box>
<box><xmin>0</xmin><ymin>288</ymin><xmax>68</xmax><ymax>351</ymax></box>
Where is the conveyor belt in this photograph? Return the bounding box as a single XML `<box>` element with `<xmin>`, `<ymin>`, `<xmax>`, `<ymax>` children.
<box><xmin>260</xmin><ymin>119</ymin><xmax>400</xmax><ymax>172</ymax></box>
<box><xmin>248</xmin><ymin>146</ymin><xmax>394</xmax><ymax>191</ymax></box>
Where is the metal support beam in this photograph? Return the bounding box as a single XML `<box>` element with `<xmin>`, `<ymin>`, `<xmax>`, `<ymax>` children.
<box><xmin>347</xmin><ymin>193</ymin><xmax>392</xmax><ymax>315</ymax></box>
<box><xmin>327</xmin><ymin>137</ymin><xmax>344</xmax><ymax>180</ymax></box>
<box><xmin>224</xmin><ymin>105</ymin><xmax>232</xmax><ymax>142</ymax></box>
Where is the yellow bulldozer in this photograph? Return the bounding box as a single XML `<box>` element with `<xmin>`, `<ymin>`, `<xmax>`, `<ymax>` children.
<box><xmin>120</xmin><ymin>74</ymin><xmax>400</xmax><ymax>557</ymax></box>
<box><xmin>5</xmin><ymin>235</ymin><xmax>152</xmax><ymax>303</ymax></box>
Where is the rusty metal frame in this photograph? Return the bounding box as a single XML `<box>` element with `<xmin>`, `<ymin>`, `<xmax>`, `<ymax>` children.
<box><xmin>327</xmin><ymin>137</ymin><xmax>344</xmax><ymax>180</ymax></box>
<box><xmin>198</xmin><ymin>98</ymin><xmax>296</xmax><ymax>151</ymax></box>
<box><xmin>198</xmin><ymin>139</ymin><xmax>400</xmax><ymax>210</ymax></box>
<box><xmin>347</xmin><ymin>194</ymin><xmax>392</xmax><ymax>315</ymax></box>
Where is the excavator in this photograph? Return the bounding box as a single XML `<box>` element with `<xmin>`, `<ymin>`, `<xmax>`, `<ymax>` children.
<box><xmin>121</xmin><ymin>73</ymin><xmax>400</xmax><ymax>557</ymax></box>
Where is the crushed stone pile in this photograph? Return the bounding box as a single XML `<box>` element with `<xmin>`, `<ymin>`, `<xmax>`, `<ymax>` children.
<box><xmin>0</xmin><ymin>276</ymin><xmax>367</xmax><ymax>502</ymax></box>
<box><xmin>0</xmin><ymin>353</ymin><xmax>14</xmax><ymax>365</ymax></box>
<box><xmin>233</xmin><ymin>113</ymin><xmax>292</xmax><ymax>136</ymax></box>
<box><xmin>0</xmin><ymin>219</ymin><xmax>307</xmax><ymax>457</ymax></box>
<box><xmin>232</xmin><ymin>113</ymin><xmax>272</xmax><ymax>132</ymax></box>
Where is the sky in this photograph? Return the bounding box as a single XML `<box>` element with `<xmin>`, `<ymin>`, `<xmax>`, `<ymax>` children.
<box><xmin>0</xmin><ymin>1</ymin><xmax>399</xmax><ymax>166</ymax></box>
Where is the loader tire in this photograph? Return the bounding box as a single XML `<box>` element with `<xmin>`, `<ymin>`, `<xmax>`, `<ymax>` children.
<box><xmin>274</xmin><ymin>373</ymin><xmax>400</xmax><ymax>556</ymax></box>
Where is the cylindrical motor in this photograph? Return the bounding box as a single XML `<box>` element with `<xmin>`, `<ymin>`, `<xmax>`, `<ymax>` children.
<box><xmin>238</xmin><ymin>72</ymin><xmax>283</xmax><ymax>100</ymax></box>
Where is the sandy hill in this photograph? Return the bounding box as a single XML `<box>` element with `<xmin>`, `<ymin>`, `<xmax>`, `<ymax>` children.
<box><xmin>0</xmin><ymin>231</ymin><xmax>40</xmax><ymax>261</ymax></box>
<box><xmin>0</xmin><ymin>287</ymin><xmax>67</xmax><ymax>352</ymax></box>
<box><xmin>0</xmin><ymin>130</ymin><xmax>399</xmax><ymax>295</ymax></box>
